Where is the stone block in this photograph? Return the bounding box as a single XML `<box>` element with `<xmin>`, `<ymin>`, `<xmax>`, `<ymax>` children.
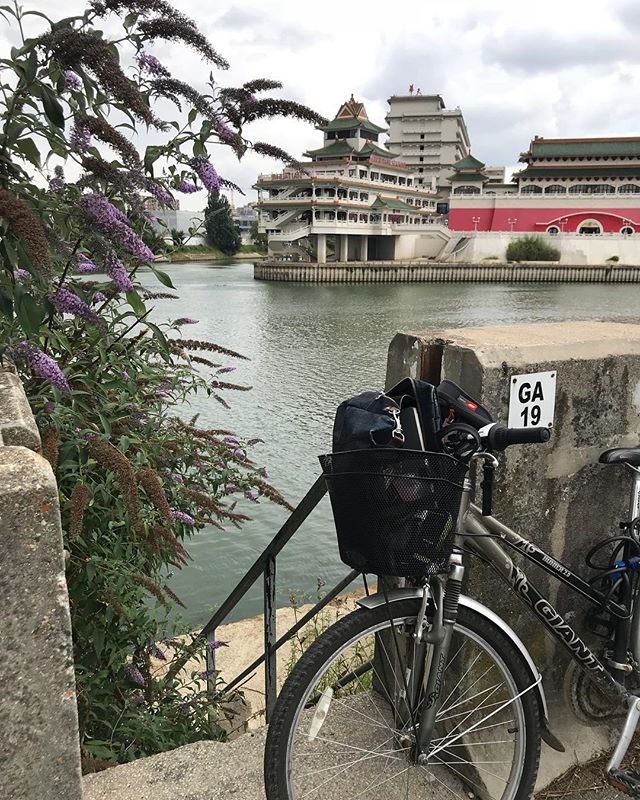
<box><xmin>0</xmin><ymin>369</ymin><xmax>40</xmax><ymax>450</ymax></box>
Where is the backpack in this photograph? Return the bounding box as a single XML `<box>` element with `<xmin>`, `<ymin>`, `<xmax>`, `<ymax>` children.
<box><xmin>332</xmin><ymin>378</ymin><xmax>442</xmax><ymax>453</ymax></box>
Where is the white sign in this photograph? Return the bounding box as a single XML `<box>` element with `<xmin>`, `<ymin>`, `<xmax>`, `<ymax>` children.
<box><xmin>508</xmin><ymin>371</ymin><xmax>557</xmax><ymax>429</ymax></box>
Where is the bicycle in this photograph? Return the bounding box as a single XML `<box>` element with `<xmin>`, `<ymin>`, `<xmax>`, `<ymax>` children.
<box><xmin>264</xmin><ymin>380</ymin><xmax>640</xmax><ymax>800</ymax></box>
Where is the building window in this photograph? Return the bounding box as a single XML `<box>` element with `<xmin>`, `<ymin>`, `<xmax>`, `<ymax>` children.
<box><xmin>619</xmin><ymin>184</ymin><xmax>640</xmax><ymax>194</ymax></box>
<box><xmin>420</xmin><ymin>134</ymin><xmax>424</xmax><ymax>140</ymax></box>
<box><xmin>419</xmin><ymin>168</ymin><xmax>423</xmax><ymax>173</ymax></box>
<box><xmin>544</xmin><ymin>185</ymin><xmax>567</xmax><ymax>194</ymax></box>
<box><xmin>454</xmin><ymin>185</ymin><xmax>481</xmax><ymax>195</ymax></box>
<box><xmin>521</xmin><ymin>184</ymin><xmax>542</xmax><ymax>194</ymax></box>
<box><xmin>578</xmin><ymin>219</ymin><xmax>603</xmax><ymax>235</ymax></box>
<box><xmin>621</xmin><ymin>226</ymin><xmax>634</xmax><ymax>235</ymax></box>
<box><xmin>569</xmin><ymin>184</ymin><xmax>615</xmax><ymax>194</ymax></box>
<box><xmin>419</xmin><ymin>157</ymin><xmax>423</xmax><ymax>162</ymax></box>
<box><xmin>420</xmin><ymin>145</ymin><xmax>424</xmax><ymax>151</ymax></box>
<box><xmin>546</xmin><ymin>226</ymin><xmax>560</xmax><ymax>235</ymax></box>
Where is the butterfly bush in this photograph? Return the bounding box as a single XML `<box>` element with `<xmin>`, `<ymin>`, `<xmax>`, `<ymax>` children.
<box><xmin>0</xmin><ymin>0</ymin><xmax>324</xmax><ymax>769</ymax></box>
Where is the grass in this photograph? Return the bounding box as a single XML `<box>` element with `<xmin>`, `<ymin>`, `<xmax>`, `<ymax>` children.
<box><xmin>506</xmin><ymin>235</ymin><xmax>560</xmax><ymax>262</ymax></box>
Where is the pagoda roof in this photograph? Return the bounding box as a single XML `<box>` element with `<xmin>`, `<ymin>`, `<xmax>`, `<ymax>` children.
<box><xmin>449</xmin><ymin>172</ymin><xmax>487</xmax><ymax>182</ymax></box>
<box><xmin>522</xmin><ymin>136</ymin><xmax>640</xmax><ymax>161</ymax></box>
<box><xmin>305</xmin><ymin>141</ymin><xmax>354</xmax><ymax>158</ymax></box>
<box><xmin>453</xmin><ymin>154</ymin><xmax>486</xmax><ymax>170</ymax></box>
<box><xmin>304</xmin><ymin>140</ymin><xmax>400</xmax><ymax>162</ymax></box>
<box><xmin>319</xmin><ymin>117</ymin><xmax>387</xmax><ymax>134</ymax></box>
<box><xmin>370</xmin><ymin>196</ymin><xmax>418</xmax><ymax>212</ymax></box>
<box><xmin>516</xmin><ymin>165</ymin><xmax>640</xmax><ymax>179</ymax></box>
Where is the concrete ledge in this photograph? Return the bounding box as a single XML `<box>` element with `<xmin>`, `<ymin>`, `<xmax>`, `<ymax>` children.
<box><xmin>255</xmin><ymin>260</ymin><xmax>640</xmax><ymax>283</ymax></box>
<box><xmin>0</xmin><ymin>369</ymin><xmax>40</xmax><ymax>449</ymax></box>
<box><xmin>83</xmin><ymin>730</ymin><xmax>267</xmax><ymax>800</ymax></box>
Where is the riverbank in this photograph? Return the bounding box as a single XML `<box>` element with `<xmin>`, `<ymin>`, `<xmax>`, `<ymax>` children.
<box><xmin>157</xmin><ymin>250</ymin><xmax>268</xmax><ymax>263</ymax></box>
<box><xmin>255</xmin><ymin>259</ymin><xmax>640</xmax><ymax>283</ymax></box>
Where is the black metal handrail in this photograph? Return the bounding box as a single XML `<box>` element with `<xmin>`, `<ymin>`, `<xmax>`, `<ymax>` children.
<box><xmin>195</xmin><ymin>474</ymin><xmax>361</xmax><ymax>721</ymax></box>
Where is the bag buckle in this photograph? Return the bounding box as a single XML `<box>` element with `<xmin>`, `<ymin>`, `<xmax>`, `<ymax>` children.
<box><xmin>386</xmin><ymin>406</ymin><xmax>405</xmax><ymax>446</ymax></box>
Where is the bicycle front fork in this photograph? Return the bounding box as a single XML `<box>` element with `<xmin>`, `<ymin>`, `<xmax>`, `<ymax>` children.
<box><xmin>411</xmin><ymin>551</ymin><xmax>465</xmax><ymax>763</ymax></box>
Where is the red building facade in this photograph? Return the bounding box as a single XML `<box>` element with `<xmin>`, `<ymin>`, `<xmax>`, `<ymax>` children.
<box><xmin>448</xmin><ymin>137</ymin><xmax>640</xmax><ymax>235</ymax></box>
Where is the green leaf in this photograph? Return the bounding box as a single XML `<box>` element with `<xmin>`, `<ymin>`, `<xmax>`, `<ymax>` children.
<box><xmin>123</xmin><ymin>11</ymin><xmax>138</xmax><ymax>29</ymax></box>
<box><xmin>15</xmin><ymin>290</ymin><xmax>45</xmax><ymax>336</ymax></box>
<box><xmin>41</xmin><ymin>85</ymin><xmax>65</xmax><ymax>129</ymax></box>
<box><xmin>187</xmin><ymin>108</ymin><xmax>197</xmax><ymax>125</ymax></box>
<box><xmin>149</xmin><ymin>265</ymin><xmax>175</xmax><ymax>289</ymax></box>
<box><xmin>23</xmin><ymin>50</ymin><xmax>37</xmax><ymax>84</ymax></box>
<box><xmin>126</xmin><ymin>290</ymin><xmax>147</xmax><ymax>317</ymax></box>
<box><xmin>192</xmin><ymin>139</ymin><xmax>206</xmax><ymax>158</ymax></box>
<box><xmin>144</xmin><ymin>144</ymin><xmax>163</xmax><ymax>174</ymax></box>
<box><xmin>93</xmin><ymin>627</ymin><xmax>105</xmax><ymax>659</ymax></box>
<box><xmin>0</xmin><ymin>289</ymin><xmax>13</xmax><ymax>320</ymax></box>
<box><xmin>2</xmin><ymin>238</ymin><xmax>18</xmax><ymax>268</ymax></box>
<box><xmin>15</xmin><ymin>137</ymin><xmax>40</xmax><ymax>167</ymax></box>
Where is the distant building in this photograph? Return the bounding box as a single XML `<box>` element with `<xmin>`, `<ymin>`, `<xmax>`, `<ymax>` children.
<box><xmin>449</xmin><ymin>136</ymin><xmax>640</xmax><ymax>234</ymax></box>
<box><xmin>232</xmin><ymin>204</ymin><xmax>258</xmax><ymax>244</ymax></box>
<box><xmin>385</xmin><ymin>94</ymin><xmax>471</xmax><ymax>191</ymax></box>
<box><xmin>254</xmin><ymin>95</ymin><xmax>443</xmax><ymax>262</ymax></box>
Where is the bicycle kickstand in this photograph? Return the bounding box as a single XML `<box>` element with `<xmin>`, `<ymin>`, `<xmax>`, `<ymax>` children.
<box><xmin>607</xmin><ymin>696</ymin><xmax>640</xmax><ymax>797</ymax></box>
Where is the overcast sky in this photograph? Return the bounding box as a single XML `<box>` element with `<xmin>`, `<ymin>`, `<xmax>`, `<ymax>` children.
<box><xmin>7</xmin><ymin>0</ymin><xmax>640</xmax><ymax>210</ymax></box>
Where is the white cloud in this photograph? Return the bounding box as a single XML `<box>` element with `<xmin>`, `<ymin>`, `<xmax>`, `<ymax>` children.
<box><xmin>4</xmin><ymin>0</ymin><xmax>640</xmax><ymax>207</ymax></box>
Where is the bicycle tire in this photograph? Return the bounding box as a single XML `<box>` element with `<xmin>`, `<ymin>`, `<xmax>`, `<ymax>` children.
<box><xmin>264</xmin><ymin>598</ymin><xmax>541</xmax><ymax>800</ymax></box>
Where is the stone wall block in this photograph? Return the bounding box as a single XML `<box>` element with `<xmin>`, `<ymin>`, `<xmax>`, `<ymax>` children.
<box><xmin>0</xmin><ymin>369</ymin><xmax>40</xmax><ymax>449</ymax></box>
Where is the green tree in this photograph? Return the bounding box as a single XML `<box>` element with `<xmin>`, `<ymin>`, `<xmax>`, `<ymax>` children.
<box><xmin>0</xmin><ymin>0</ymin><xmax>324</xmax><ymax>767</ymax></box>
<box><xmin>250</xmin><ymin>219</ymin><xmax>268</xmax><ymax>252</ymax></box>
<box><xmin>506</xmin><ymin>236</ymin><xmax>560</xmax><ymax>262</ymax></box>
<box><xmin>170</xmin><ymin>228</ymin><xmax>186</xmax><ymax>248</ymax></box>
<box><xmin>205</xmin><ymin>192</ymin><xmax>241</xmax><ymax>255</ymax></box>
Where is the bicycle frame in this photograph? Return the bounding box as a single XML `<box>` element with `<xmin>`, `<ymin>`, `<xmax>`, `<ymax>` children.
<box><xmin>459</xmin><ymin>495</ymin><xmax>640</xmax><ymax>707</ymax></box>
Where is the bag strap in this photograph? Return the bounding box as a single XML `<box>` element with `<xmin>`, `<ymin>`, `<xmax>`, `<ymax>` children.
<box><xmin>387</xmin><ymin>377</ymin><xmax>441</xmax><ymax>451</ymax></box>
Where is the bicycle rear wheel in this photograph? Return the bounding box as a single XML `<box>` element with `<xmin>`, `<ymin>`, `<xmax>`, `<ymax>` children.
<box><xmin>264</xmin><ymin>598</ymin><xmax>541</xmax><ymax>800</ymax></box>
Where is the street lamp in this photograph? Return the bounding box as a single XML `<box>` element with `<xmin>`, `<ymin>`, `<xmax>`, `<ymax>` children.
<box><xmin>507</xmin><ymin>217</ymin><xmax>518</xmax><ymax>232</ymax></box>
<box><xmin>472</xmin><ymin>216</ymin><xmax>480</xmax><ymax>231</ymax></box>
<box><xmin>559</xmin><ymin>217</ymin><xmax>569</xmax><ymax>233</ymax></box>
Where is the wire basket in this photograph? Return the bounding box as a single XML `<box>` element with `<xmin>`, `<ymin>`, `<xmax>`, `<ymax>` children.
<box><xmin>319</xmin><ymin>449</ymin><xmax>468</xmax><ymax>577</ymax></box>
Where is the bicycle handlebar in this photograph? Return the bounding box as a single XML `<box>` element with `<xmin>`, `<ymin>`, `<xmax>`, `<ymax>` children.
<box><xmin>484</xmin><ymin>424</ymin><xmax>551</xmax><ymax>451</ymax></box>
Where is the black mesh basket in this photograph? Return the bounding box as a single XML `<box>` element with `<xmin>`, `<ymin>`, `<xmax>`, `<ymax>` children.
<box><xmin>319</xmin><ymin>449</ymin><xmax>468</xmax><ymax>577</ymax></box>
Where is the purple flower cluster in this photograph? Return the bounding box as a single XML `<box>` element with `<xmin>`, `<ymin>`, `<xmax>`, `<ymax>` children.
<box><xmin>15</xmin><ymin>268</ymin><xmax>30</xmax><ymax>281</ymax></box>
<box><xmin>172</xmin><ymin>510</ymin><xmax>195</xmax><ymax>525</ymax></box>
<box><xmin>63</xmin><ymin>70</ymin><xmax>82</xmax><ymax>91</ymax></box>
<box><xmin>217</xmin><ymin>365</ymin><xmax>236</xmax><ymax>374</ymax></box>
<box><xmin>92</xmin><ymin>291</ymin><xmax>107</xmax><ymax>304</ymax></box>
<box><xmin>44</xmin><ymin>401</ymin><xmax>56</xmax><ymax>414</ymax></box>
<box><xmin>105</xmin><ymin>251</ymin><xmax>134</xmax><ymax>293</ymax></box>
<box><xmin>125</xmin><ymin>664</ymin><xmax>146</xmax><ymax>687</ymax></box>
<box><xmin>149</xmin><ymin>644</ymin><xmax>167</xmax><ymax>661</ymax></box>
<box><xmin>223</xmin><ymin>435</ymin><xmax>239</xmax><ymax>445</ymax></box>
<box><xmin>215</xmin><ymin>119</ymin><xmax>235</xmax><ymax>142</ymax></box>
<box><xmin>207</xmin><ymin>639</ymin><xmax>227</xmax><ymax>650</ymax></box>
<box><xmin>176</xmin><ymin>180</ymin><xmax>198</xmax><ymax>194</ymax></box>
<box><xmin>13</xmin><ymin>342</ymin><xmax>69</xmax><ymax>393</ymax></box>
<box><xmin>48</xmin><ymin>165</ymin><xmax>65</xmax><ymax>192</ymax></box>
<box><xmin>244</xmin><ymin>489</ymin><xmax>259</xmax><ymax>502</ymax></box>
<box><xmin>146</xmin><ymin>180</ymin><xmax>175</xmax><ymax>208</ymax></box>
<box><xmin>136</xmin><ymin>51</ymin><xmax>170</xmax><ymax>78</ymax></box>
<box><xmin>50</xmin><ymin>288</ymin><xmax>101</xmax><ymax>326</ymax></box>
<box><xmin>174</xmin><ymin>317</ymin><xmax>199</xmax><ymax>326</ymax></box>
<box><xmin>69</xmin><ymin>120</ymin><xmax>91</xmax><ymax>153</ymax></box>
<box><xmin>226</xmin><ymin>484</ymin><xmax>241</xmax><ymax>494</ymax></box>
<box><xmin>75</xmin><ymin>256</ymin><xmax>100</xmax><ymax>274</ymax></box>
<box><xmin>80</xmin><ymin>193</ymin><xmax>154</xmax><ymax>263</ymax></box>
<box><xmin>190</xmin><ymin>157</ymin><xmax>220</xmax><ymax>191</ymax></box>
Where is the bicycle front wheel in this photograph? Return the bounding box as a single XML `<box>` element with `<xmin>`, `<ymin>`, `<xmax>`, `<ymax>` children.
<box><xmin>265</xmin><ymin>598</ymin><xmax>541</xmax><ymax>800</ymax></box>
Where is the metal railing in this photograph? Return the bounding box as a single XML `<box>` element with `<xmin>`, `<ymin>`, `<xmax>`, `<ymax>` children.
<box><xmin>195</xmin><ymin>476</ymin><xmax>361</xmax><ymax>722</ymax></box>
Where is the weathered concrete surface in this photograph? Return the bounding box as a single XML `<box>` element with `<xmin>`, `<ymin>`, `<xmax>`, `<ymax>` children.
<box><xmin>0</xmin><ymin>368</ymin><xmax>40</xmax><ymax>449</ymax></box>
<box><xmin>0</xmin><ymin>369</ymin><xmax>82</xmax><ymax>800</ymax></box>
<box><xmin>82</xmin><ymin>730</ymin><xmax>267</xmax><ymax>800</ymax></box>
<box><xmin>386</xmin><ymin>320</ymin><xmax>640</xmax><ymax>782</ymax></box>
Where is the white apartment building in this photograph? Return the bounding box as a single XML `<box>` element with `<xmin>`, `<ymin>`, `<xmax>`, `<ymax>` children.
<box><xmin>385</xmin><ymin>94</ymin><xmax>471</xmax><ymax>191</ymax></box>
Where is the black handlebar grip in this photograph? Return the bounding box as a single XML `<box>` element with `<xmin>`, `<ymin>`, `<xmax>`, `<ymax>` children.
<box><xmin>488</xmin><ymin>425</ymin><xmax>551</xmax><ymax>450</ymax></box>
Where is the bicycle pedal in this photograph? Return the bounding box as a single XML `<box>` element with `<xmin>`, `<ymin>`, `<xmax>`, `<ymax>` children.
<box><xmin>608</xmin><ymin>768</ymin><xmax>640</xmax><ymax>798</ymax></box>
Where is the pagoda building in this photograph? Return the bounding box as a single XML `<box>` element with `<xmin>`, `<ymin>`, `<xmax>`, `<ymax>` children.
<box><xmin>448</xmin><ymin>135</ymin><xmax>640</xmax><ymax>235</ymax></box>
<box><xmin>254</xmin><ymin>96</ymin><xmax>441</xmax><ymax>263</ymax></box>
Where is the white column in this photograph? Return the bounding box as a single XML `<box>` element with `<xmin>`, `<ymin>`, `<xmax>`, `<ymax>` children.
<box><xmin>339</xmin><ymin>234</ymin><xmax>348</xmax><ymax>262</ymax></box>
<box><xmin>317</xmin><ymin>233</ymin><xmax>327</xmax><ymax>264</ymax></box>
<box><xmin>361</xmin><ymin>235</ymin><xmax>368</xmax><ymax>262</ymax></box>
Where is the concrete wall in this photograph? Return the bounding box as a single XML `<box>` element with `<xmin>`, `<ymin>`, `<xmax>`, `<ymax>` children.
<box><xmin>0</xmin><ymin>369</ymin><xmax>82</xmax><ymax>800</ymax></box>
<box><xmin>386</xmin><ymin>321</ymin><xmax>640</xmax><ymax>777</ymax></box>
<box><xmin>458</xmin><ymin>231</ymin><xmax>640</xmax><ymax>265</ymax></box>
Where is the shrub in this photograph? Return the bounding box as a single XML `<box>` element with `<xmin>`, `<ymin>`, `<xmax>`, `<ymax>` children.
<box><xmin>607</xmin><ymin>255</ymin><xmax>620</xmax><ymax>263</ymax></box>
<box><xmin>0</xmin><ymin>0</ymin><xmax>324</xmax><ymax>767</ymax></box>
<box><xmin>506</xmin><ymin>236</ymin><xmax>560</xmax><ymax>262</ymax></box>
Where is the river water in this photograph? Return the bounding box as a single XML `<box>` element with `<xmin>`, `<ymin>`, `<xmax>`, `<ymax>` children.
<box><xmin>152</xmin><ymin>261</ymin><xmax>639</xmax><ymax>626</ymax></box>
